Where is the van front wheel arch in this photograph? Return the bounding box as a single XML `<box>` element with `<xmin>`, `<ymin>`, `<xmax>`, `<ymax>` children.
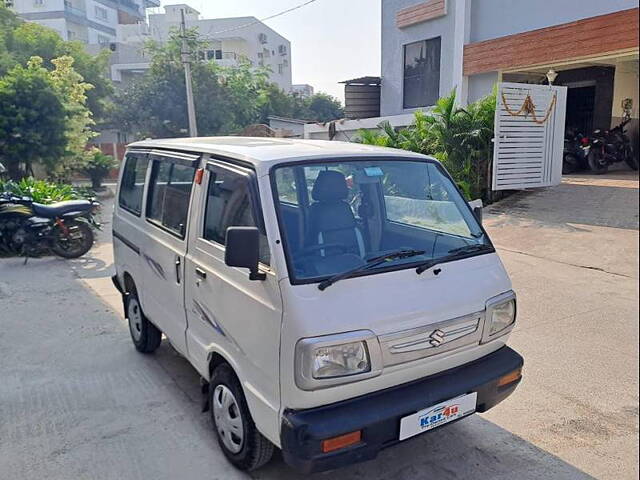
<box><xmin>209</xmin><ymin>363</ymin><xmax>274</xmax><ymax>471</ymax></box>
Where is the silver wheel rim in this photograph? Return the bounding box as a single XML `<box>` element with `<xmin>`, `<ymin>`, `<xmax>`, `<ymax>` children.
<box><xmin>213</xmin><ymin>385</ymin><xmax>244</xmax><ymax>454</ymax></box>
<box><xmin>128</xmin><ymin>298</ymin><xmax>143</xmax><ymax>342</ymax></box>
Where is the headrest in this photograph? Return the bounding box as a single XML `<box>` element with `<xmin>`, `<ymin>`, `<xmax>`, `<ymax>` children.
<box><xmin>311</xmin><ymin>170</ymin><xmax>349</xmax><ymax>202</ymax></box>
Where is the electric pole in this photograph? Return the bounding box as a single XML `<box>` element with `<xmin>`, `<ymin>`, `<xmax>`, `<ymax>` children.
<box><xmin>180</xmin><ymin>8</ymin><xmax>198</xmax><ymax>137</ymax></box>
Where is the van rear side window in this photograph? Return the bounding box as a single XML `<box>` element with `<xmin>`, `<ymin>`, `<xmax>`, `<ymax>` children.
<box><xmin>146</xmin><ymin>160</ymin><xmax>196</xmax><ymax>238</ymax></box>
<box><xmin>119</xmin><ymin>153</ymin><xmax>149</xmax><ymax>216</ymax></box>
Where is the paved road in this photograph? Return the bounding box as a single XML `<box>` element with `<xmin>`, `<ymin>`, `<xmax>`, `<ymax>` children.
<box><xmin>1</xmin><ymin>170</ymin><xmax>637</xmax><ymax>480</ymax></box>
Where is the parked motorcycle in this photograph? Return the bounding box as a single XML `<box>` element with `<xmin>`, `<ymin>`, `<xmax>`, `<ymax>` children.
<box><xmin>587</xmin><ymin>118</ymin><xmax>638</xmax><ymax>174</ymax></box>
<box><xmin>0</xmin><ymin>193</ymin><xmax>100</xmax><ymax>258</ymax></box>
<box><xmin>562</xmin><ymin>130</ymin><xmax>591</xmax><ymax>174</ymax></box>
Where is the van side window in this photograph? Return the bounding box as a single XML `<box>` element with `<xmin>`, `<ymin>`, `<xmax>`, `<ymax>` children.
<box><xmin>275</xmin><ymin>168</ymin><xmax>298</xmax><ymax>205</ymax></box>
<box><xmin>146</xmin><ymin>160</ymin><xmax>196</xmax><ymax>238</ymax></box>
<box><xmin>203</xmin><ymin>167</ymin><xmax>270</xmax><ymax>266</ymax></box>
<box><xmin>119</xmin><ymin>153</ymin><xmax>149</xmax><ymax>215</ymax></box>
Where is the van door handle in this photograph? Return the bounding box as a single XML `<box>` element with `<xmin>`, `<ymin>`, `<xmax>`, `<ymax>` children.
<box><xmin>195</xmin><ymin>267</ymin><xmax>207</xmax><ymax>280</ymax></box>
<box><xmin>175</xmin><ymin>256</ymin><xmax>182</xmax><ymax>284</ymax></box>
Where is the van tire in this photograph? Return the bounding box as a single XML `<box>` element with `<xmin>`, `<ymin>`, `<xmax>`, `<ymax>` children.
<box><xmin>210</xmin><ymin>364</ymin><xmax>274</xmax><ymax>471</ymax></box>
<box><xmin>124</xmin><ymin>287</ymin><xmax>162</xmax><ymax>354</ymax></box>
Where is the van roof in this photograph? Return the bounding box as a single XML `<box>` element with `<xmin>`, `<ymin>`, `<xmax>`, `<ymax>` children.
<box><xmin>127</xmin><ymin>136</ymin><xmax>428</xmax><ymax>172</ymax></box>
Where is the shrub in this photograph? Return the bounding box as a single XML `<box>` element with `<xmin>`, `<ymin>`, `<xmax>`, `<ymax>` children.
<box><xmin>0</xmin><ymin>177</ymin><xmax>93</xmax><ymax>204</ymax></box>
<box><xmin>357</xmin><ymin>89</ymin><xmax>496</xmax><ymax>201</ymax></box>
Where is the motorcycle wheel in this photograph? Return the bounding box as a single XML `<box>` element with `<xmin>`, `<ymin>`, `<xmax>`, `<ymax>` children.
<box><xmin>588</xmin><ymin>149</ymin><xmax>609</xmax><ymax>175</ymax></box>
<box><xmin>51</xmin><ymin>220</ymin><xmax>94</xmax><ymax>259</ymax></box>
<box><xmin>623</xmin><ymin>145</ymin><xmax>638</xmax><ymax>171</ymax></box>
<box><xmin>562</xmin><ymin>154</ymin><xmax>579</xmax><ymax>174</ymax></box>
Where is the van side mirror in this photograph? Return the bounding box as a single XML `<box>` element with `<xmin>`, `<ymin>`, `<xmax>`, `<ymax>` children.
<box><xmin>473</xmin><ymin>206</ymin><xmax>483</xmax><ymax>224</ymax></box>
<box><xmin>468</xmin><ymin>199</ymin><xmax>483</xmax><ymax>225</ymax></box>
<box><xmin>225</xmin><ymin>226</ymin><xmax>266</xmax><ymax>281</ymax></box>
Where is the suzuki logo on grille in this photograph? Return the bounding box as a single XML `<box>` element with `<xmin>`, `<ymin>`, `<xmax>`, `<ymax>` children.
<box><xmin>429</xmin><ymin>329</ymin><xmax>445</xmax><ymax>347</ymax></box>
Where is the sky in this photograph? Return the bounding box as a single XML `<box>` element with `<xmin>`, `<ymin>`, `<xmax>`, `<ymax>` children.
<box><xmin>156</xmin><ymin>0</ymin><xmax>382</xmax><ymax>102</ymax></box>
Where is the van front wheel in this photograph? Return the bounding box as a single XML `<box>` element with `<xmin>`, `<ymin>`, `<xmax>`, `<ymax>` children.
<box><xmin>210</xmin><ymin>364</ymin><xmax>274</xmax><ymax>471</ymax></box>
<box><xmin>125</xmin><ymin>289</ymin><xmax>162</xmax><ymax>353</ymax></box>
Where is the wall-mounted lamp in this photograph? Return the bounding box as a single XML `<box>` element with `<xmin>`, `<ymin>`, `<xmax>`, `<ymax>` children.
<box><xmin>546</xmin><ymin>69</ymin><xmax>558</xmax><ymax>85</ymax></box>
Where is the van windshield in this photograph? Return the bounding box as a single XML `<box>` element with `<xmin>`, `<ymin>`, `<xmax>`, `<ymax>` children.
<box><xmin>272</xmin><ymin>159</ymin><xmax>491</xmax><ymax>283</ymax></box>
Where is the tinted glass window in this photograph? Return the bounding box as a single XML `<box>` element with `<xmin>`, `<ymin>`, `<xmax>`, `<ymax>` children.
<box><xmin>275</xmin><ymin>168</ymin><xmax>298</xmax><ymax>205</ymax></box>
<box><xmin>403</xmin><ymin>37</ymin><xmax>441</xmax><ymax>109</ymax></box>
<box><xmin>383</xmin><ymin>162</ymin><xmax>474</xmax><ymax>238</ymax></box>
<box><xmin>273</xmin><ymin>160</ymin><xmax>487</xmax><ymax>283</ymax></box>
<box><xmin>146</xmin><ymin>160</ymin><xmax>195</xmax><ymax>237</ymax></box>
<box><xmin>204</xmin><ymin>167</ymin><xmax>270</xmax><ymax>265</ymax></box>
<box><xmin>118</xmin><ymin>153</ymin><xmax>149</xmax><ymax>215</ymax></box>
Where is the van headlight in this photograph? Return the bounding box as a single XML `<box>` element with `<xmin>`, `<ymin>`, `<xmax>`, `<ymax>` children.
<box><xmin>313</xmin><ymin>341</ymin><xmax>370</xmax><ymax>378</ymax></box>
<box><xmin>295</xmin><ymin>331</ymin><xmax>382</xmax><ymax>390</ymax></box>
<box><xmin>482</xmin><ymin>291</ymin><xmax>517</xmax><ymax>343</ymax></box>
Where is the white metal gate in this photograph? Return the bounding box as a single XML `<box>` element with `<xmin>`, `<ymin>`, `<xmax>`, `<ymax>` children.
<box><xmin>492</xmin><ymin>82</ymin><xmax>567</xmax><ymax>190</ymax></box>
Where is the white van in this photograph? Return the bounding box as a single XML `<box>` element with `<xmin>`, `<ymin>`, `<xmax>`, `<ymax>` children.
<box><xmin>112</xmin><ymin>137</ymin><xmax>523</xmax><ymax>473</ymax></box>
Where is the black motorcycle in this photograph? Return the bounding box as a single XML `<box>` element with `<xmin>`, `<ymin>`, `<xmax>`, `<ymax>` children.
<box><xmin>0</xmin><ymin>193</ymin><xmax>100</xmax><ymax>259</ymax></box>
<box><xmin>562</xmin><ymin>130</ymin><xmax>590</xmax><ymax>174</ymax></box>
<box><xmin>587</xmin><ymin>118</ymin><xmax>638</xmax><ymax>174</ymax></box>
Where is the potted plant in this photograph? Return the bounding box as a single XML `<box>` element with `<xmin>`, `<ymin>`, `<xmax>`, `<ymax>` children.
<box><xmin>83</xmin><ymin>150</ymin><xmax>117</xmax><ymax>190</ymax></box>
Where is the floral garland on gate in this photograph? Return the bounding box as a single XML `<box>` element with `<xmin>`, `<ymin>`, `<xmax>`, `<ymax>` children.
<box><xmin>501</xmin><ymin>91</ymin><xmax>558</xmax><ymax>125</ymax></box>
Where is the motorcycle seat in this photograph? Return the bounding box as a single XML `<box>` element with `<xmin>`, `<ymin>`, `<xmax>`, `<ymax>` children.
<box><xmin>32</xmin><ymin>200</ymin><xmax>92</xmax><ymax>218</ymax></box>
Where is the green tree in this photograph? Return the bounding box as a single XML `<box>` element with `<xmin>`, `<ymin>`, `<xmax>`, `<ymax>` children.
<box><xmin>109</xmin><ymin>28</ymin><xmax>345</xmax><ymax>137</ymax></box>
<box><xmin>0</xmin><ymin>55</ymin><xmax>95</xmax><ymax>180</ymax></box>
<box><xmin>48</xmin><ymin>55</ymin><xmax>96</xmax><ymax>180</ymax></box>
<box><xmin>110</xmin><ymin>29</ymin><xmax>274</xmax><ymax>138</ymax></box>
<box><xmin>0</xmin><ymin>57</ymin><xmax>67</xmax><ymax>180</ymax></box>
<box><xmin>305</xmin><ymin>93</ymin><xmax>344</xmax><ymax>122</ymax></box>
<box><xmin>9</xmin><ymin>22</ymin><xmax>112</xmax><ymax>120</ymax></box>
<box><xmin>0</xmin><ymin>4</ymin><xmax>20</xmax><ymax>74</ymax></box>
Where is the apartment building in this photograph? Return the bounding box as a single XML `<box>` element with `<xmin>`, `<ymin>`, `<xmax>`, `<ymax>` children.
<box><xmin>291</xmin><ymin>84</ymin><xmax>314</xmax><ymax>98</ymax></box>
<box><xmin>108</xmin><ymin>4</ymin><xmax>292</xmax><ymax>91</ymax></box>
<box><xmin>7</xmin><ymin>0</ymin><xmax>159</xmax><ymax>44</ymax></box>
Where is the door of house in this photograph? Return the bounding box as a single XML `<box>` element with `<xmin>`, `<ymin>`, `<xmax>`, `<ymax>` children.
<box><xmin>492</xmin><ymin>82</ymin><xmax>567</xmax><ymax>190</ymax></box>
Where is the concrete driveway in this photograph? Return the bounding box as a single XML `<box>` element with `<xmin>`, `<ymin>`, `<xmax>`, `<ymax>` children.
<box><xmin>1</xmin><ymin>171</ymin><xmax>638</xmax><ymax>480</ymax></box>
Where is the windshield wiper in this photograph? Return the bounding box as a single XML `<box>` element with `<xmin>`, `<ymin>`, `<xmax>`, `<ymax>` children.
<box><xmin>416</xmin><ymin>244</ymin><xmax>493</xmax><ymax>275</ymax></box>
<box><xmin>448</xmin><ymin>243</ymin><xmax>493</xmax><ymax>255</ymax></box>
<box><xmin>318</xmin><ymin>249</ymin><xmax>426</xmax><ymax>291</ymax></box>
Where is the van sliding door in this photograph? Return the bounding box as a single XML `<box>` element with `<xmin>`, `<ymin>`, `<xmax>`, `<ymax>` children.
<box><xmin>139</xmin><ymin>150</ymin><xmax>200</xmax><ymax>355</ymax></box>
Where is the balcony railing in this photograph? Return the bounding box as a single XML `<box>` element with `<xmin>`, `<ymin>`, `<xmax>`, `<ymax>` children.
<box><xmin>64</xmin><ymin>2</ymin><xmax>87</xmax><ymax>19</ymax></box>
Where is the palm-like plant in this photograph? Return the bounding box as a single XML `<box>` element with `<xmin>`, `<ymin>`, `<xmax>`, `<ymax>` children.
<box><xmin>357</xmin><ymin>89</ymin><xmax>496</xmax><ymax>200</ymax></box>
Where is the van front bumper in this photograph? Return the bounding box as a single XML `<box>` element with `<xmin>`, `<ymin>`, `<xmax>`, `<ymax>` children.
<box><xmin>280</xmin><ymin>346</ymin><xmax>523</xmax><ymax>473</ymax></box>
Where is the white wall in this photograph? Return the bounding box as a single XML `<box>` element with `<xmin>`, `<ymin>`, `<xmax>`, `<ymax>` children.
<box><xmin>612</xmin><ymin>60</ymin><xmax>639</xmax><ymax>120</ymax></box>
<box><xmin>33</xmin><ymin>18</ymin><xmax>67</xmax><ymax>39</ymax></box>
<box><xmin>86</xmin><ymin>0</ymin><xmax>118</xmax><ymax>28</ymax></box>
<box><xmin>469</xmin><ymin>0</ymin><xmax>639</xmax><ymax>43</ymax></box>
<box><xmin>380</xmin><ymin>0</ymin><xmax>459</xmax><ymax>116</ymax></box>
<box><xmin>11</xmin><ymin>0</ymin><xmax>65</xmax><ymax>14</ymax></box>
<box><xmin>304</xmin><ymin>113</ymin><xmax>417</xmax><ymax>140</ymax></box>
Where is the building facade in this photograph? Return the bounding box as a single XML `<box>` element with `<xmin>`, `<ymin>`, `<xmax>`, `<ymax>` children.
<box><xmin>291</xmin><ymin>84</ymin><xmax>314</xmax><ymax>98</ymax></box>
<box><xmin>108</xmin><ymin>3</ymin><xmax>292</xmax><ymax>91</ymax></box>
<box><xmin>380</xmin><ymin>0</ymin><xmax>639</xmax><ymax>139</ymax></box>
<box><xmin>7</xmin><ymin>0</ymin><xmax>159</xmax><ymax>44</ymax></box>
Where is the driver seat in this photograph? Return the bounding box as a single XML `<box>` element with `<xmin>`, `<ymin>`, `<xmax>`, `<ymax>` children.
<box><xmin>306</xmin><ymin>170</ymin><xmax>365</xmax><ymax>257</ymax></box>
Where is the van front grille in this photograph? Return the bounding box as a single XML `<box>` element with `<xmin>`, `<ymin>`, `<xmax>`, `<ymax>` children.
<box><xmin>378</xmin><ymin>312</ymin><xmax>484</xmax><ymax>367</ymax></box>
